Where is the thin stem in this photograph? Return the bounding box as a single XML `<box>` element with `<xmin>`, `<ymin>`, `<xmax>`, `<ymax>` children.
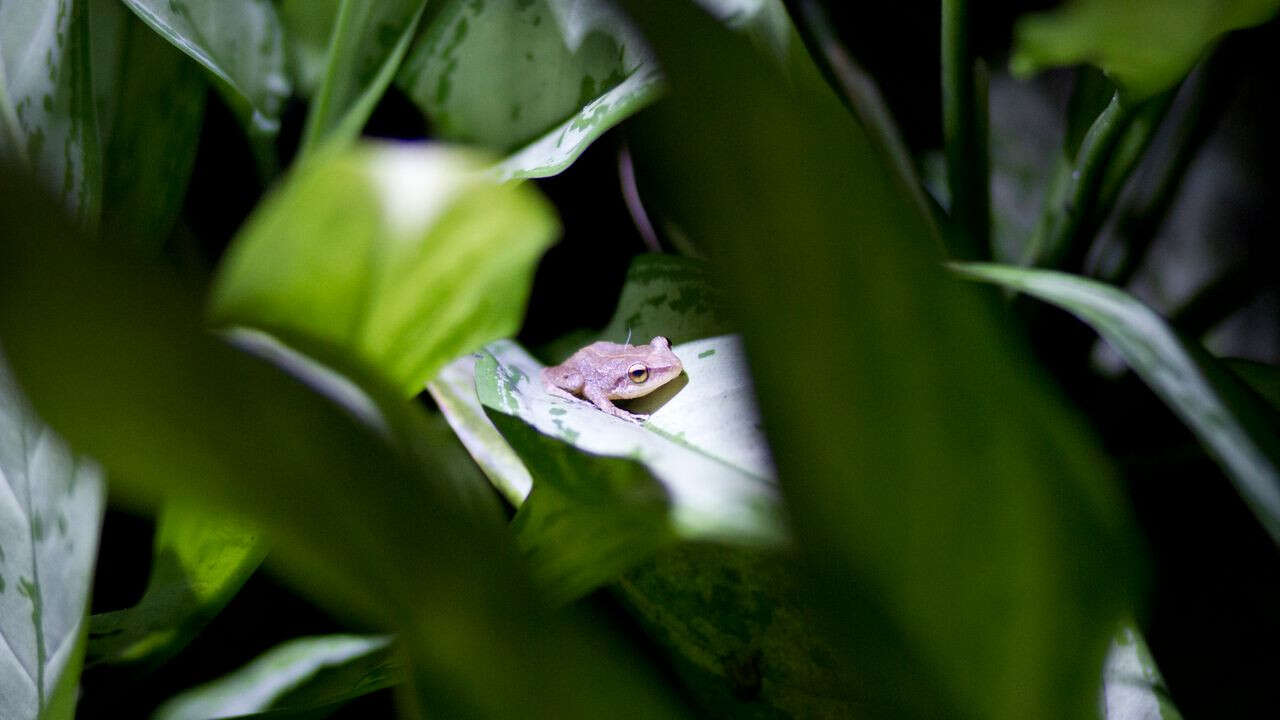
<box><xmin>787</xmin><ymin>0</ymin><xmax>944</xmax><ymax>245</ymax></box>
<box><xmin>1023</xmin><ymin>93</ymin><xmax>1132</xmax><ymax>269</ymax></box>
<box><xmin>617</xmin><ymin>143</ymin><xmax>661</xmax><ymax>253</ymax></box>
<box><xmin>942</xmin><ymin>0</ymin><xmax>990</xmax><ymax>260</ymax></box>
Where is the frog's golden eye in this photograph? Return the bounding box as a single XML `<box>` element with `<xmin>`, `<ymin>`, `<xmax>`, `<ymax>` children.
<box><xmin>628</xmin><ymin>363</ymin><xmax>649</xmax><ymax>383</ymax></box>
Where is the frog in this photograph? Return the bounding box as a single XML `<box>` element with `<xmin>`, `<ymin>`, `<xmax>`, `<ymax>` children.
<box><xmin>542</xmin><ymin>335</ymin><xmax>685</xmax><ymax>422</ymax></box>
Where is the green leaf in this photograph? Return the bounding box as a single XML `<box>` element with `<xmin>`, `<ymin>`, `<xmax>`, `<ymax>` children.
<box><xmin>0</xmin><ymin>358</ymin><xmax>106</xmax><ymax>720</ymax></box>
<box><xmin>0</xmin><ymin>0</ymin><xmax>101</xmax><ymax>226</ymax></box>
<box><xmin>87</xmin><ymin>504</ymin><xmax>266</xmax><ymax>668</ymax></box>
<box><xmin>209</xmin><ymin>142</ymin><xmax>559</xmax><ymax>398</ymax></box>
<box><xmin>476</xmin><ymin>334</ymin><xmax>784</xmax><ymax>601</ymax></box>
<box><xmin>1227</xmin><ymin>360</ymin><xmax>1280</xmax><ymax>411</ymax></box>
<box><xmin>278</xmin><ymin>0</ymin><xmax>341</xmax><ymax>98</ymax></box>
<box><xmin>99</xmin><ymin>11</ymin><xmax>206</xmax><ymax>255</ymax></box>
<box><xmin>954</xmin><ymin>262</ymin><xmax>1280</xmax><ymax>547</ymax></box>
<box><xmin>297</xmin><ymin>0</ymin><xmax>427</xmax><ymax>158</ymax></box>
<box><xmin>1011</xmin><ymin>0</ymin><xmax>1280</xmax><ymax>100</ymax></box>
<box><xmin>120</xmin><ymin>0</ymin><xmax>289</xmax><ymax>170</ymax></box>
<box><xmin>1102</xmin><ymin>626</ymin><xmax>1183</xmax><ymax>720</ymax></box>
<box><xmin>622</xmin><ymin>2</ymin><xmax>1139</xmax><ymax>717</ymax></box>
<box><xmin>398</xmin><ymin>0</ymin><xmax>661</xmax><ymax>179</ymax></box>
<box><xmin>153</xmin><ymin>634</ymin><xmax>397</xmax><ymax>720</ymax></box>
<box><xmin>0</xmin><ymin>160</ymin><xmax>689</xmax><ymax>719</ymax></box>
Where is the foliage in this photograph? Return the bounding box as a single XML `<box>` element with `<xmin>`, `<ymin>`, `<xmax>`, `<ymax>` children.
<box><xmin>0</xmin><ymin>0</ymin><xmax>1276</xmax><ymax>718</ymax></box>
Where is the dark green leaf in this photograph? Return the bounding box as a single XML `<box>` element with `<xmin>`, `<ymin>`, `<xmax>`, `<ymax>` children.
<box><xmin>209</xmin><ymin>143</ymin><xmax>559</xmax><ymax>397</ymax></box>
<box><xmin>153</xmin><ymin>634</ymin><xmax>396</xmax><ymax>720</ymax></box>
<box><xmin>99</xmin><ymin>11</ymin><xmax>206</xmax><ymax>255</ymax></box>
<box><xmin>298</xmin><ymin>0</ymin><xmax>427</xmax><ymax>157</ymax></box>
<box><xmin>1011</xmin><ymin>0</ymin><xmax>1280</xmax><ymax>100</ymax></box>
<box><xmin>0</xmin><ymin>358</ymin><xmax>106</xmax><ymax>719</ymax></box>
<box><xmin>1227</xmin><ymin>360</ymin><xmax>1280</xmax><ymax>410</ymax></box>
<box><xmin>120</xmin><ymin>0</ymin><xmax>288</xmax><ymax>170</ymax></box>
<box><xmin>954</xmin><ymin>263</ymin><xmax>1280</xmax><ymax>546</ymax></box>
<box><xmin>278</xmin><ymin>0</ymin><xmax>341</xmax><ymax>98</ymax></box>
<box><xmin>87</xmin><ymin>504</ymin><xmax>266</xmax><ymax>669</ymax></box>
<box><xmin>623</xmin><ymin>2</ymin><xmax>1139</xmax><ymax>717</ymax></box>
<box><xmin>0</xmin><ymin>0</ymin><xmax>101</xmax><ymax>226</ymax></box>
<box><xmin>0</xmin><ymin>160</ymin><xmax>689</xmax><ymax>719</ymax></box>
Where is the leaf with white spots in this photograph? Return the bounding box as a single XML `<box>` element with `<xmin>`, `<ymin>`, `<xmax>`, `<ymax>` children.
<box><xmin>0</xmin><ymin>0</ymin><xmax>101</xmax><ymax>226</ymax></box>
<box><xmin>0</xmin><ymin>357</ymin><xmax>105</xmax><ymax>720</ymax></box>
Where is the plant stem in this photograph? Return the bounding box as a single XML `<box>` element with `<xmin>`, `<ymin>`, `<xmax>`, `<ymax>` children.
<box><xmin>942</xmin><ymin>0</ymin><xmax>990</xmax><ymax>260</ymax></box>
<box><xmin>1023</xmin><ymin>92</ymin><xmax>1132</xmax><ymax>269</ymax></box>
<box><xmin>786</xmin><ymin>0</ymin><xmax>943</xmax><ymax>245</ymax></box>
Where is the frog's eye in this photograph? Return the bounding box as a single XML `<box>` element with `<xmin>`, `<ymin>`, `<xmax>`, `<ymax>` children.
<box><xmin>628</xmin><ymin>363</ymin><xmax>649</xmax><ymax>383</ymax></box>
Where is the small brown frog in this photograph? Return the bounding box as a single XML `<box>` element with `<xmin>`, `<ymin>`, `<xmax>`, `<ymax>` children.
<box><xmin>542</xmin><ymin>336</ymin><xmax>684</xmax><ymax>422</ymax></box>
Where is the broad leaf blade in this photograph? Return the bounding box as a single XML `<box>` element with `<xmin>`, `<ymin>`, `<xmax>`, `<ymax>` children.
<box><xmin>1011</xmin><ymin>0</ymin><xmax>1280</xmax><ymax>100</ymax></box>
<box><xmin>120</xmin><ymin>0</ymin><xmax>288</xmax><ymax>169</ymax></box>
<box><xmin>0</xmin><ymin>358</ymin><xmax>105</xmax><ymax>720</ymax></box>
<box><xmin>209</xmin><ymin>143</ymin><xmax>559</xmax><ymax>398</ymax></box>
<box><xmin>0</xmin><ymin>0</ymin><xmax>101</xmax><ymax>225</ymax></box>
<box><xmin>87</xmin><ymin>504</ymin><xmax>266</xmax><ymax>669</ymax></box>
<box><xmin>153</xmin><ymin>634</ymin><xmax>396</xmax><ymax>720</ymax></box>
<box><xmin>954</xmin><ymin>262</ymin><xmax>1280</xmax><ymax>546</ymax></box>
<box><xmin>623</xmin><ymin>2</ymin><xmax>1139</xmax><ymax>717</ymax></box>
<box><xmin>298</xmin><ymin>0</ymin><xmax>427</xmax><ymax>157</ymax></box>
<box><xmin>278</xmin><ymin>0</ymin><xmax>341</xmax><ymax>98</ymax></box>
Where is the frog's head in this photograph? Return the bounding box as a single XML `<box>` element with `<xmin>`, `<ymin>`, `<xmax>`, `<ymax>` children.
<box><xmin>611</xmin><ymin>336</ymin><xmax>684</xmax><ymax>399</ymax></box>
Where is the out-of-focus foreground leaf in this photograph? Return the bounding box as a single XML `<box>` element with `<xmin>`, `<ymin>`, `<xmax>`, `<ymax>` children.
<box><xmin>209</xmin><ymin>143</ymin><xmax>558</xmax><ymax>398</ymax></box>
<box><xmin>397</xmin><ymin>0</ymin><xmax>661</xmax><ymax>180</ymax></box>
<box><xmin>1011</xmin><ymin>0</ymin><xmax>1279</xmax><ymax>100</ymax></box>
<box><xmin>624</xmin><ymin>2</ymin><xmax>1139</xmax><ymax>717</ymax></box>
<box><xmin>87</xmin><ymin>504</ymin><xmax>266</xmax><ymax>669</ymax></box>
<box><xmin>153</xmin><ymin>634</ymin><xmax>396</xmax><ymax>720</ymax></box>
<box><xmin>99</xmin><ymin>10</ymin><xmax>206</xmax><ymax>254</ymax></box>
<box><xmin>0</xmin><ymin>359</ymin><xmax>105</xmax><ymax>720</ymax></box>
<box><xmin>119</xmin><ymin>0</ymin><xmax>288</xmax><ymax>169</ymax></box>
<box><xmin>954</xmin><ymin>263</ymin><xmax>1280</xmax><ymax>547</ymax></box>
<box><xmin>297</xmin><ymin>0</ymin><xmax>427</xmax><ymax>158</ymax></box>
<box><xmin>0</xmin><ymin>158</ymin><xmax>688</xmax><ymax>718</ymax></box>
<box><xmin>0</xmin><ymin>0</ymin><xmax>100</xmax><ymax>225</ymax></box>
<box><xmin>1102</xmin><ymin>626</ymin><xmax>1183</xmax><ymax>720</ymax></box>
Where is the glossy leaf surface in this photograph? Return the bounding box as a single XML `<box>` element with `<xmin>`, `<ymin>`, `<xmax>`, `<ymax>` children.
<box><xmin>1102</xmin><ymin>626</ymin><xmax>1183</xmax><ymax>720</ymax></box>
<box><xmin>210</xmin><ymin>143</ymin><xmax>559</xmax><ymax>397</ymax></box>
<box><xmin>1011</xmin><ymin>0</ymin><xmax>1280</xmax><ymax>100</ymax></box>
<box><xmin>87</xmin><ymin>504</ymin><xmax>266</xmax><ymax>668</ymax></box>
<box><xmin>153</xmin><ymin>635</ymin><xmax>395</xmax><ymax>720</ymax></box>
<box><xmin>0</xmin><ymin>359</ymin><xmax>105</xmax><ymax>719</ymax></box>
<box><xmin>955</xmin><ymin>262</ymin><xmax>1280</xmax><ymax>546</ymax></box>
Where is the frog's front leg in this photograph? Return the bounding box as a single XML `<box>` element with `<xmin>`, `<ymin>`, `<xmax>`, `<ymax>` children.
<box><xmin>542</xmin><ymin>367</ymin><xmax>584</xmax><ymax>404</ymax></box>
<box><xmin>583</xmin><ymin>384</ymin><xmax>646</xmax><ymax>423</ymax></box>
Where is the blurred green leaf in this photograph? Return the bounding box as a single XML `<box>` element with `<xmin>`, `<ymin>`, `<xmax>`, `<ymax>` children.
<box><xmin>153</xmin><ymin>634</ymin><xmax>396</xmax><ymax>720</ymax></box>
<box><xmin>397</xmin><ymin>0</ymin><xmax>660</xmax><ymax>179</ymax></box>
<box><xmin>100</xmin><ymin>11</ymin><xmax>206</xmax><ymax>255</ymax></box>
<box><xmin>209</xmin><ymin>143</ymin><xmax>559</xmax><ymax>398</ymax></box>
<box><xmin>0</xmin><ymin>159</ymin><xmax>689</xmax><ymax>719</ymax></box>
<box><xmin>0</xmin><ymin>358</ymin><xmax>106</xmax><ymax>719</ymax></box>
<box><xmin>87</xmin><ymin>504</ymin><xmax>266</xmax><ymax>669</ymax></box>
<box><xmin>1228</xmin><ymin>360</ymin><xmax>1280</xmax><ymax>410</ymax></box>
<box><xmin>278</xmin><ymin>0</ymin><xmax>341</xmax><ymax>98</ymax></box>
<box><xmin>624</xmin><ymin>2</ymin><xmax>1139</xmax><ymax>717</ymax></box>
<box><xmin>1011</xmin><ymin>0</ymin><xmax>1279</xmax><ymax>100</ymax></box>
<box><xmin>298</xmin><ymin>0</ymin><xmax>427</xmax><ymax>158</ymax></box>
<box><xmin>1102</xmin><ymin>625</ymin><xmax>1183</xmax><ymax>720</ymax></box>
<box><xmin>120</xmin><ymin>0</ymin><xmax>289</xmax><ymax>171</ymax></box>
<box><xmin>0</xmin><ymin>0</ymin><xmax>101</xmax><ymax>226</ymax></box>
<box><xmin>955</xmin><ymin>263</ymin><xmax>1280</xmax><ymax>547</ymax></box>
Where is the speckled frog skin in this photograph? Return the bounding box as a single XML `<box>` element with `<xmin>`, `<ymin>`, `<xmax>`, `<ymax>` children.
<box><xmin>542</xmin><ymin>336</ymin><xmax>684</xmax><ymax>422</ymax></box>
